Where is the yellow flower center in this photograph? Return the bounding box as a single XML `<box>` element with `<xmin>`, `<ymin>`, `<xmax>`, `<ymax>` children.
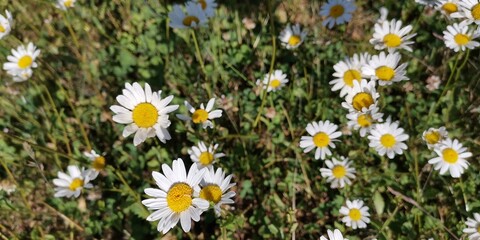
<box><xmin>332</xmin><ymin>165</ymin><xmax>346</xmax><ymax>179</ymax></box>
<box><xmin>442</xmin><ymin>3</ymin><xmax>458</xmax><ymax>15</ymax></box>
<box><xmin>383</xmin><ymin>33</ymin><xmax>402</xmax><ymax>48</ymax></box>
<box><xmin>357</xmin><ymin>114</ymin><xmax>372</xmax><ymax>127</ymax></box>
<box><xmin>352</xmin><ymin>92</ymin><xmax>374</xmax><ymax>111</ymax></box>
<box><xmin>424</xmin><ymin>131</ymin><xmax>441</xmax><ymax>144</ymax></box>
<box><xmin>64</xmin><ymin>0</ymin><xmax>73</xmax><ymax>7</ymax></box>
<box><xmin>477</xmin><ymin>225</ymin><xmax>480</xmax><ymax>233</ymax></box>
<box><xmin>199</xmin><ymin>184</ymin><xmax>223</xmax><ymax>203</ymax></box>
<box><xmin>92</xmin><ymin>156</ymin><xmax>106</xmax><ymax>171</ymax></box>
<box><xmin>18</xmin><ymin>56</ymin><xmax>33</xmax><ymax>69</ymax></box>
<box><xmin>454</xmin><ymin>33</ymin><xmax>470</xmax><ymax>46</ymax></box>
<box><xmin>192</xmin><ymin>109</ymin><xmax>209</xmax><ymax>123</ymax></box>
<box><xmin>69</xmin><ymin>178</ymin><xmax>84</xmax><ymax>191</ymax></box>
<box><xmin>471</xmin><ymin>4</ymin><xmax>480</xmax><ymax>20</ymax></box>
<box><xmin>269</xmin><ymin>79</ymin><xmax>281</xmax><ymax>88</ymax></box>
<box><xmin>199</xmin><ymin>151</ymin><xmax>214</xmax><ymax>165</ymax></box>
<box><xmin>0</xmin><ymin>25</ymin><xmax>5</xmax><ymax>33</ymax></box>
<box><xmin>183</xmin><ymin>16</ymin><xmax>200</xmax><ymax>27</ymax></box>
<box><xmin>375</xmin><ymin>66</ymin><xmax>395</xmax><ymax>81</ymax></box>
<box><xmin>380</xmin><ymin>134</ymin><xmax>396</xmax><ymax>148</ymax></box>
<box><xmin>349</xmin><ymin>208</ymin><xmax>362</xmax><ymax>221</ymax></box>
<box><xmin>442</xmin><ymin>148</ymin><xmax>458</xmax><ymax>164</ymax></box>
<box><xmin>166</xmin><ymin>183</ymin><xmax>193</xmax><ymax>213</ymax></box>
<box><xmin>198</xmin><ymin>0</ymin><xmax>207</xmax><ymax>9</ymax></box>
<box><xmin>132</xmin><ymin>103</ymin><xmax>158</xmax><ymax>128</ymax></box>
<box><xmin>343</xmin><ymin>69</ymin><xmax>361</xmax><ymax>87</ymax></box>
<box><xmin>288</xmin><ymin>35</ymin><xmax>302</xmax><ymax>47</ymax></box>
<box><xmin>329</xmin><ymin>5</ymin><xmax>345</xmax><ymax>18</ymax></box>
<box><xmin>313</xmin><ymin>132</ymin><xmax>330</xmax><ymax>147</ymax></box>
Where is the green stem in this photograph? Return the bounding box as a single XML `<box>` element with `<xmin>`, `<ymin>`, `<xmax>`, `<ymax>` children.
<box><xmin>459</xmin><ymin>177</ymin><xmax>469</xmax><ymax>211</ymax></box>
<box><xmin>191</xmin><ymin>30</ymin><xmax>211</xmax><ymax>98</ymax></box>
<box><xmin>377</xmin><ymin>203</ymin><xmax>401</xmax><ymax>238</ymax></box>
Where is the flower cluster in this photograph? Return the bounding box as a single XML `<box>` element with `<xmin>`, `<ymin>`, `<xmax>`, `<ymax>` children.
<box><xmin>168</xmin><ymin>0</ymin><xmax>217</xmax><ymax>29</ymax></box>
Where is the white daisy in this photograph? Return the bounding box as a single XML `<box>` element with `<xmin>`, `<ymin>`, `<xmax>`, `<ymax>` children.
<box><xmin>342</xmin><ymin>79</ymin><xmax>380</xmax><ymax>113</ymax></box>
<box><xmin>320</xmin><ymin>229</ymin><xmax>348</xmax><ymax>240</ymax></box>
<box><xmin>141</xmin><ymin>158</ymin><xmax>209</xmax><ymax>234</ymax></box>
<box><xmin>56</xmin><ymin>0</ymin><xmax>76</xmax><ymax>10</ymax></box>
<box><xmin>299</xmin><ymin>120</ymin><xmax>342</xmax><ymax>160</ymax></box>
<box><xmin>330</xmin><ymin>52</ymin><xmax>370</xmax><ymax>97</ymax></box>
<box><xmin>422</xmin><ymin>126</ymin><xmax>449</xmax><ymax>149</ymax></box>
<box><xmin>188</xmin><ymin>141</ymin><xmax>225</xmax><ymax>168</ymax></box>
<box><xmin>451</xmin><ymin>0</ymin><xmax>480</xmax><ymax>25</ymax></box>
<box><xmin>278</xmin><ymin>23</ymin><xmax>308</xmax><ymax>49</ymax></box>
<box><xmin>463</xmin><ymin>213</ymin><xmax>480</xmax><ymax>240</ymax></box>
<box><xmin>320</xmin><ymin>156</ymin><xmax>356</xmax><ymax>189</ymax></box>
<box><xmin>0</xmin><ymin>10</ymin><xmax>13</xmax><ymax>40</ymax></box>
<box><xmin>53</xmin><ymin>165</ymin><xmax>93</xmax><ymax>198</ymax></box>
<box><xmin>319</xmin><ymin>0</ymin><xmax>356</xmax><ymax>29</ymax></box>
<box><xmin>177</xmin><ymin>98</ymin><xmax>222</xmax><ymax>129</ymax></box>
<box><xmin>169</xmin><ymin>2</ymin><xmax>208</xmax><ymax>29</ymax></box>
<box><xmin>377</xmin><ymin>7</ymin><xmax>389</xmax><ymax>25</ymax></box>
<box><xmin>415</xmin><ymin>0</ymin><xmax>437</xmax><ymax>6</ymax></box>
<box><xmin>192</xmin><ymin>0</ymin><xmax>217</xmax><ymax>17</ymax></box>
<box><xmin>443</xmin><ymin>22</ymin><xmax>480</xmax><ymax>52</ymax></box>
<box><xmin>346</xmin><ymin>105</ymin><xmax>383</xmax><ymax>137</ymax></box>
<box><xmin>428</xmin><ymin>138</ymin><xmax>472</xmax><ymax>178</ymax></box>
<box><xmin>370</xmin><ymin>19</ymin><xmax>416</xmax><ymax>52</ymax></box>
<box><xmin>3</xmin><ymin>42</ymin><xmax>40</xmax><ymax>80</ymax></box>
<box><xmin>110</xmin><ymin>82</ymin><xmax>179</xmax><ymax>146</ymax></box>
<box><xmin>339</xmin><ymin>199</ymin><xmax>370</xmax><ymax>229</ymax></box>
<box><xmin>199</xmin><ymin>167</ymin><xmax>235</xmax><ymax>216</ymax></box>
<box><xmin>367</xmin><ymin>117</ymin><xmax>409</xmax><ymax>159</ymax></box>
<box><xmin>362</xmin><ymin>52</ymin><xmax>409</xmax><ymax>86</ymax></box>
<box><xmin>83</xmin><ymin>150</ymin><xmax>106</xmax><ymax>180</ymax></box>
<box><xmin>11</xmin><ymin>68</ymin><xmax>32</xmax><ymax>83</ymax></box>
<box><xmin>436</xmin><ymin>0</ymin><xmax>460</xmax><ymax>16</ymax></box>
<box><xmin>256</xmin><ymin>70</ymin><xmax>289</xmax><ymax>92</ymax></box>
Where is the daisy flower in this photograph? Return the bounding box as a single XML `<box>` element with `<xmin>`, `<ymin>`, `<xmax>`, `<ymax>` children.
<box><xmin>177</xmin><ymin>98</ymin><xmax>222</xmax><ymax>129</ymax></box>
<box><xmin>169</xmin><ymin>2</ymin><xmax>208</xmax><ymax>29</ymax></box>
<box><xmin>3</xmin><ymin>42</ymin><xmax>40</xmax><ymax>81</ymax></box>
<box><xmin>192</xmin><ymin>0</ymin><xmax>217</xmax><ymax>17</ymax></box>
<box><xmin>370</xmin><ymin>19</ymin><xmax>416</xmax><ymax>52</ymax></box>
<box><xmin>56</xmin><ymin>0</ymin><xmax>76</xmax><ymax>10</ymax></box>
<box><xmin>362</xmin><ymin>52</ymin><xmax>409</xmax><ymax>86</ymax></box>
<box><xmin>319</xmin><ymin>0</ymin><xmax>356</xmax><ymax>29</ymax></box>
<box><xmin>199</xmin><ymin>167</ymin><xmax>235</xmax><ymax>216</ymax></box>
<box><xmin>342</xmin><ymin>79</ymin><xmax>380</xmax><ymax>113</ymax></box>
<box><xmin>256</xmin><ymin>70</ymin><xmax>289</xmax><ymax>92</ymax></box>
<box><xmin>320</xmin><ymin>229</ymin><xmax>348</xmax><ymax>240</ymax></box>
<box><xmin>422</xmin><ymin>127</ymin><xmax>449</xmax><ymax>149</ymax></box>
<box><xmin>436</xmin><ymin>0</ymin><xmax>460</xmax><ymax>16</ymax></box>
<box><xmin>11</xmin><ymin>68</ymin><xmax>32</xmax><ymax>83</ymax></box>
<box><xmin>320</xmin><ymin>156</ymin><xmax>356</xmax><ymax>189</ymax></box>
<box><xmin>141</xmin><ymin>158</ymin><xmax>209</xmax><ymax>234</ymax></box>
<box><xmin>377</xmin><ymin>7</ymin><xmax>389</xmax><ymax>25</ymax></box>
<box><xmin>330</xmin><ymin>53</ymin><xmax>370</xmax><ymax>97</ymax></box>
<box><xmin>278</xmin><ymin>23</ymin><xmax>308</xmax><ymax>49</ymax></box>
<box><xmin>367</xmin><ymin>117</ymin><xmax>409</xmax><ymax>159</ymax></box>
<box><xmin>415</xmin><ymin>0</ymin><xmax>437</xmax><ymax>6</ymax></box>
<box><xmin>188</xmin><ymin>141</ymin><xmax>225</xmax><ymax>168</ymax></box>
<box><xmin>53</xmin><ymin>165</ymin><xmax>93</xmax><ymax>198</ymax></box>
<box><xmin>451</xmin><ymin>0</ymin><xmax>480</xmax><ymax>25</ymax></box>
<box><xmin>0</xmin><ymin>10</ymin><xmax>13</xmax><ymax>40</ymax></box>
<box><xmin>83</xmin><ymin>150</ymin><xmax>106</xmax><ymax>180</ymax></box>
<box><xmin>299</xmin><ymin>120</ymin><xmax>342</xmax><ymax>160</ymax></box>
<box><xmin>443</xmin><ymin>22</ymin><xmax>480</xmax><ymax>52</ymax></box>
<box><xmin>428</xmin><ymin>138</ymin><xmax>472</xmax><ymax>178</ymax></box>
<box><xmin>110</xmin><ymin>82</ymin><xmax>179</xmax><ymax>146</ymax></box>
<box><xmin>339</xmin><ymin>199</ymin><xmax>370</xmax><ymax>229</ymax></box>
<box><xmin>346</xmin><ymin>105</ymin><xmax>383</xmax><ymax>137</ymax></box>
<box><xmin>463</xmin><ymin>213</ymin><xmax>480</xmax><ymax>240</ymax></box>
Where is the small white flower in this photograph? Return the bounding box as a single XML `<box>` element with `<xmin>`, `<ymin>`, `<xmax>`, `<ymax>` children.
<box><xmin>320</xmin><ymin>156</ymin><xmax>356</xmax><ymax>189</ymax></box>
<box><xmin>368</xmin><ymin>117</ymin><xmax>409</xmax><ymax>159</ymax></box>
<box><xmin>330</xmin><ymin>52</ymin><xmax>370</xmax><ymax>97</ymax></box>
<box><xmin>436</xmin><ymin>0</ymin><xmax>460</xmax><ymax>16</ymax></box>
<box><xmin>342</xmin><ymin>79</ymin><xmax>380</xmax><ymax>113</ymax></box>
<box><xmin>299</xmin><ymin>120</ymin><xmax>342</xmax><ymax>160</ymax></box>
<box><xmin>346</xmin><ymin>105</ymin><xmax>383</xmax><ymax>137</ymax></box>
<box><xmin>451</xmin><ymin>0</ymin><xmax>480</xmax><ymax>25</ymax></box>
<box><xmin>415</xmin><ymin>0</ymin><xmax>437</xmax><ymax>6</ymax></box>
<box><xmin>463</xmin><ymin>212</ymin><xmax>480</xmax><ymax>240</ymax></box>
<box><xmin>422</xmin><ymin>127</ymin><xmax>449</xmax><ymax>149</ymax></box>
<box><xmin>377</xmin><ymin>7</ymin><xmax>389</xmax><ymax>25</ymax></box>
<box><xmin>256</xmin><ymin>70</ymin><xmax>289</xmax><ymax>92</ymax></box>
<box><xmin>169</xmin><ymin>2</ymin><xmax>208</xmax><ymax>29</ymax></box>
<box><xmin>83</xmin><ymin>150</ymin><xmax>106</xmax><ymax>180</ymax></box>
<box><xmin>199</xmin><ymin>167</ymin><xmax>236</xmax><ymax>216</ymax></box>
<box><xmin>443</xmin><ymin>21</ymin><xmax>480</xmax><ymax>52</ymax></box>
<box><xmin>339</xmin><ymin>199</ymin><xmax>370</xmax><ymax>229</ymax></box>
<box><xmin>428</xmin><ymin>138</ymin><xmax>472</xmax><ymax>178</ymax></box>
<box><xmin>370</xmin><ymin>19</ymin><xmax>416</xmax><ymax>52</ymax></box>
<box><xmin>177</xmin><ymin>98</ymin><xmax>222</xmax><ymax>129</ymax></box>
<box><xmin>3</xmin><ymin>42</ymin><xmax>41</xmax><ymax>81</ymax></box>
<box><xmin>191</xmin><ymin>0</ymin><xmax>217</xmax><ymax>17</ymax></box>
<box><xmin>319</xmin><ymin>0</ymin><xmax>356</xmax><ymax>29</ymax></box>
<box><xmin>278</xmin><ymin>23</ymin><xmax>308</xmax><ymax>49</ymax></box>
<box><xmin>53</xmin><ymin>165</ymin><xmax>93</xmax><ymax>198</ymax></box>
<box><xmin>362</xmin><ymin>51</ymin><xmax>409</xmax><ymax>86</ymax></box>
<box><xmin>56</xmin><ymin>0</ymin><xmax>76</xmax><ymax>10</ymax></box>
<box><xmin>0</xmin><ymin>10</ymin><xmax>13</xmax><ymax>39</ymax></box>
<box><xmin>188</xmin><ymin>141</ymin><xmax>225</xmax><ymax>168</ymax></box>
<box><xmin>320</xmin><ymin>229</ymin><xmax>348</xmax><ymax>240</ymax></box>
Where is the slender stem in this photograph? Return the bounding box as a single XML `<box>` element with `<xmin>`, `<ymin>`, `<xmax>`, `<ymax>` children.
<box><xmin>459</xmin><ymin>177</ymin><xmax>469</xmax><ymax>211</ymax></box>
<box><xmin>62</xmin><ymin>12</ymin><xmax>80</xmax><ymax>50</ymax></box>
<box><xmin>191</xmin><ymin>30</ymin><xmax>211</xmax><ymax>98</ymax></box>
<box><xmin>377</xmin><ymin>203</ymin><xmax>401</xmax><ymax>238</ymax></box>
<box><xmin>0</xmin><ymin>160</ymin><xmax>32</xmax><ymax>212</ymax></box>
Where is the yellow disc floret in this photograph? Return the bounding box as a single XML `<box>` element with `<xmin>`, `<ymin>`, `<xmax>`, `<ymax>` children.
<box><xmin>199</xmin><ymin>151</ymin><xmax>214</xmax><ymax>165</ymax></box>
<box><xmin>329</xmin><ymin>5</ymin><xmax>345</xmax><ymax>18</ymax></box>
<box><xmin>313</xmin><ymin>132</ymin><xmax>330</xmax><ymax>147</ymax></box>
<box><xmin>167</xmin><ymin>183</ymin><xmax>193</xmax><ymax>213</ymax></box>
<box><xmin>380</xmin><ymin>134</ymin><xmax>396</xmax><ymax>148</ymax></box>
<box><xmin>69</xmin><ymin>178</ymin><xmax>84</xmax><ymax>191</ymax></box>
<box><xmin>199</xmin><ymin>184</ymin><xmax>223</xmax><ymax>203</ymax></box>
<box><xmin>132</xmin><ymin>103</ymin><xmax>158</xmax><ymax>128</ymax></box>
<box><xmin>357</xmin><ymin>114</ymin><xmax>373</xmax><ymax>127</ymax></box>
<box><xmin>349</xmin><ymin>208</ymin><xmax>362</xmax><ymax>221</ymax></box>
<box><xmin>343</xmin><ymin>69</ymin><xmax>361</xmax><ymax>87</ymax></box>
<box><xmin>269</xmin><ymin>79</ymin><xmax>281</xmax><ymax>88</ymax></box>
<box><xmin>183</xmin><ymin>16</ymin><xmax>200</xmax><ymax>27</ymax></box>
<box><xmin>192</xmin><ymin>109</ymin><xmax>209</xmax><ymax>123</ymax></box>
<box><xmin>332</xmin><ymin>165</ymin><xmax>346</xmax><ymax>179</ymax></box>
<box><xmin>442</xmin><ymin>148</ymin><xmax>458</xmax><ymax>164</ymax></box>
<box><xmin>383</xmin><ymin>33</ymin><xmax>402</xmax><ymax>48</ymax></box>
<box><xmin>471</xmin><ymin>4</ymin><xmax>480</xmax><ymax>20</ymax></box>
<box><xmin>454</xmin><ymin>33</ymin><xmax>470</xmax><ymax>46</ymax></box>
<box><xmin>18</xmin><ymin>56</ymin><xmax>33</xmax><ymax>69</ymax></box>
<box><xmin>442</xmin><ymin>3</ymin><xmax>458</xmax><ymax>15</ymax></box>
<box><xmin>375</xmin><ymin>66</ymin><xmax>395</xmax><ymax>81</ymax></box>
<box><xmin>352</xmin><ymin>92</ymin><xmax>374</xmax><ymax>111</ymax></box>
<box><xmin>424</xmin><ymin>131</ymin><xmax>441</xmax><ymax>145</ymax></box>
<box><xmin>92</xmin><ymin>156</ymin><xmax>106</xmax><ymax>171</ymax></box>
<box><xmin>288</xmin><ymin>35</ymin><xmax>301</xmax><ymax>47</ymax></box>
